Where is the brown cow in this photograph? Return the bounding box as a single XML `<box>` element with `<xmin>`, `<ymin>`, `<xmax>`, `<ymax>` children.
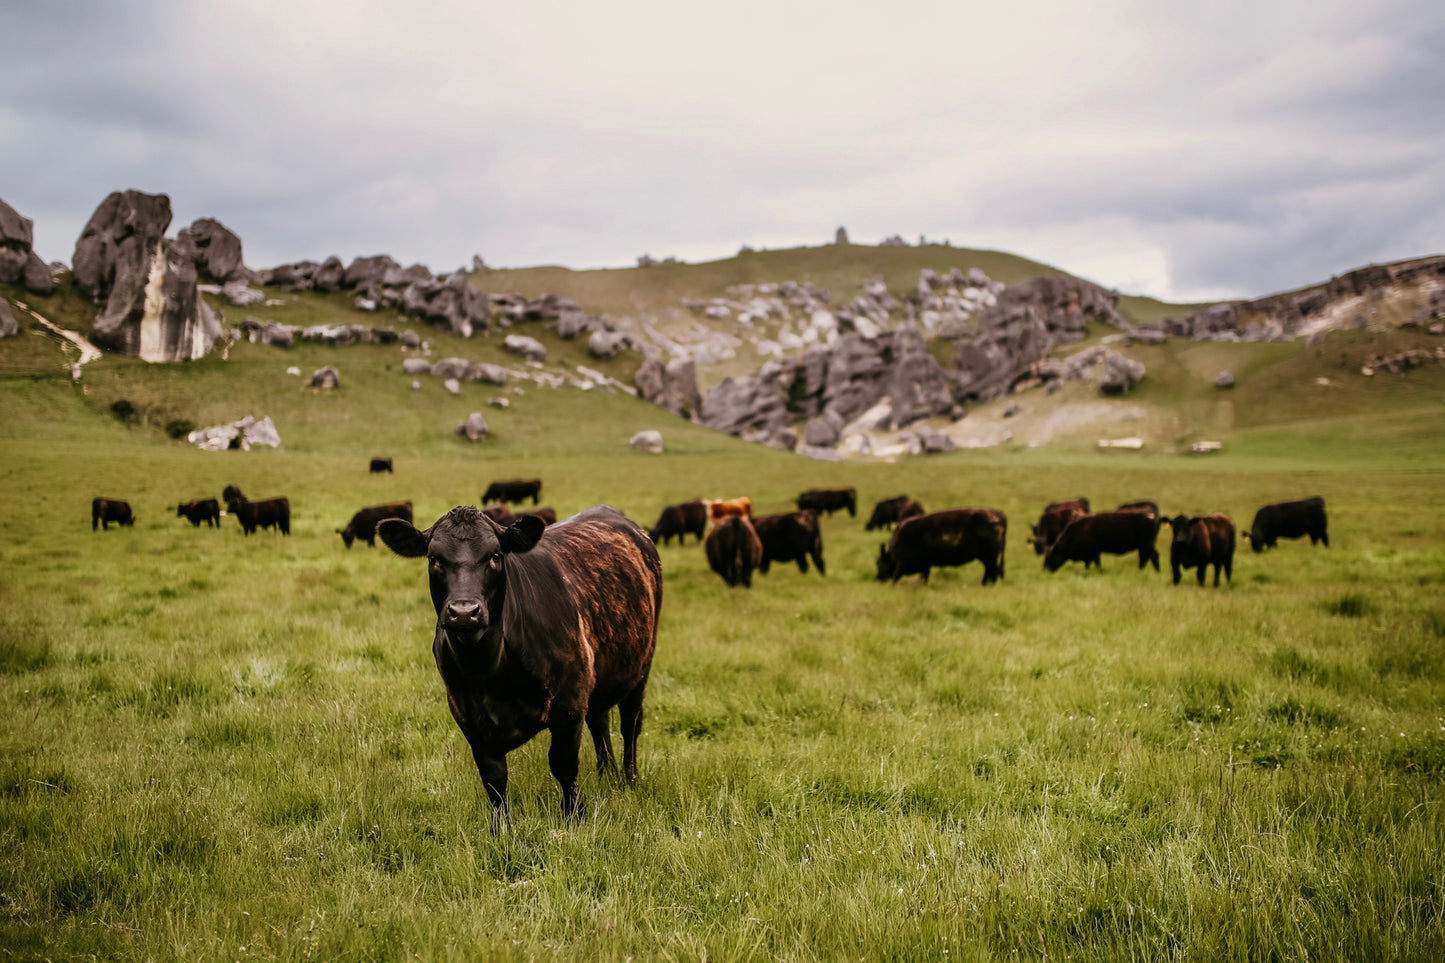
<box><xmin>337</xmin><ymin>502</ymin><xmax>414</xmax><ymax>548</ymax></box>
<box><xmin>481</xmin><ymin>504</ymin><xmax>515</xmax><ymax>525</ymax></box>
<box><xmin>520</xmin><ymin>507</ymin><xmax>557</xmax><ymax>526</ymax></box>
<box><xmin>482</xmin><ymin>479</ymin><xmax>542</xmax><ymax>506</ymax></box>
<box><xmin>1031</xmin><ymin>497</ymin><xmax>1090</xmax><ymax>555</ymax></box>
<box><xmin>1245</xmin><ymin>497</ymin><xmax>1328</xmax><ymax>552</ymax></box>
<box><xmin>369</xmin><ymin>457</ymin><xmax>394</xmax><ymax>474</ymax></box>
<box><xmin>797</xmin><ymin>488</ymin><xmax>856</xmax><ymax>517</ymax></box>
<box><xmin>92</xmin><ymin>498</ymin><xmax>134</xmax><ymax>531</ymax></box>
<box><xmin>753</xmin><ymin>511</ymin><xmax>826</xmax><ymax>576</ymax></box>
<box><xmin>1165</xmin><ymin>513</ymin><xmax>1235</xmax><ymax>586</ymax></box>
<box><xmin>876</xmin><ymin>508</ymin><xmax>1007</xmax><ymax>585</ymax></box>
<box><xmin>379</xmin><ymin>505</ymin><xmax>661</xmax><ymax>824</ymax></box>
<box><xmin>648</xmin><ymin>499</ymin><xmax>707</xmax><ymax>546</ymax></box>
<box><xmin>227</xmin><ymin>495</ymin><xmax>291</xmax><ymax>536</ymax></box>
<box><xmin>1044</xmin><ymin>511</ymin><xmax>1159</xmax><ymax>572</ymax></box>
<box><xmin>177</xmin><ymin>498</ymin><xmax>221</xmax><ymax>528</ymax></box>
<box><xmin>706</xmin><ymin>496</ymin><xmax>753</xmax><ymax>523</ymax></box>
<box><xmin>866</xmin><ymin>495</ymin><xmax>924</xmax><ymax>531</ymax></box>
<box><xmin>705</xmin><ymin>515</ymin><xmax>763</xmax><ymax>587</ymax></box>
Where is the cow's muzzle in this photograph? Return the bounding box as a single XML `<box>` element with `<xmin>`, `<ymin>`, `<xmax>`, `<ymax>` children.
<box><xmin>442</xmin><ymin>599</ymin><xmax>486</xmax><ymax>629</ymax></box>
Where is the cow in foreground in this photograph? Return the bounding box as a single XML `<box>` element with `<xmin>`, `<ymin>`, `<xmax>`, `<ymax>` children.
<box><xmin>705</xmin><ymin>515</ymin><xmax>763</xmax><ymax>587</ymax></box>
<box><xmin>1246</xmin><ymin>497</ymin><xmax>1328</xmax><ymax>552</ymax></box>
<box><xmin>753</xmin><ymin>511</ymin><xmax>826</xmax><ymax>576</ymax></box>
<box><xmin>1166</xmin><ymin>514</ymin><xmax>1235</xmax><ymax>586</ymax></box>
<box><xmin>369</xmin><ymin>457</ymin><xmax>394</xmax><ymax>474</ymax></box>
<box><xmin>866</xmin><ymin>495</ymin><xmax>924</xmax><ymax>531</ymax></box>
<box><xmin>227</xmin><ymin>494</ymin><xmax>291</xmax><ymax>536</ymax></box>
<box><xmin>1044</xmin><ymin>511</ymin><xmax>1159</xmax><ymax>572</ymax></box>
<box><xmin>92</xmin><ymin>498</ymin><xmax>134</xmax><ymax>531</ymax></box>
<box><xmin>482</xmin><ymin>478</ymin><xmax>542</xmax><ymax>506</ymax></box>
<box><xmin>380</xmin><ymin>505</ymin><xmax>661</xmax><ymax>824</ymax></box>
<box><xmin>177</xmin><ymin>498</ymin><xmax>221</xmax><ymax>528</ymax></box>
<box><xmin>1031</xmin><ymin>497</ymin><xmax>1090</xmax><ymax>555</ymax></box>
<box><xmin>876</xmin><ymin>508</ymin><xmax>1007</xmax><ymax>585</ymax></box>
<box><xmin>648</xmin><ymin>499</ymin><xmax>707</xmax><ymax>546</ymax></box>
<box><xmin>337</xmin><ymin>502</ymin><xmax>414</xmax><ymax>548</ymax></box>
<box><xmin>797</xmin><ymin>488</ymin><xmax>856</xmax><ymax>518</ymax></box>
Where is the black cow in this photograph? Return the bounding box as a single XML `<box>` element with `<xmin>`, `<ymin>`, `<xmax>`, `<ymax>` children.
<box><xmin>227</xmin><ymin>495</ymin><xmax>291</xmax><ymax>536</ymax></box>
<box><xmin>753</xmin><ymin>511</ymin><xmax>826</xmax><ymax>576</ymax></box>
<box><xmin>705</xmin><ymin>515</ymin><xmax>763</xmax><ymax>588</ymax></box>
<box><xmin>369</xmin><ymin>457</ymin><xmax>394</xmax><ymax>474</ymax></box>
<box><xmin>648</xmin><ymin>499</ymin><xmax>708</xmax><ymax>546</ymax></box>
<box><xmin>1246</xmin><ymin>497</ymin><xmax>1328</xmax><ymax>552</ymax></box>
<box><xmin>876</xmin><ymin>508</ymin><xmax>1007</xmax><ymax>585</ymax></box>
<box><xmin>337</xmin><ymin>501</ymin><xmax>413</xmax><ymax>548</ymax></box>
<box><xmin>866</xmin><ymin>495</ymin><xmax>924</xmax><ymax>531</ymax></box>
<box><xmin>482</xmin><ymin>479</ymin><xmax>542</xmax><ymax>506</ymax></box>
<box><xmin>1044</xmin><ymin>511</ymin><xmax>1160</xmax><ymax>572</ymax></box>
<box><xmin>797</xmin><ymin>488</ymin><xmax>856</xmax><ymax>518</ymax></box>
<box><xmin>92</xmin><ymin>498</ymin><xmax>134</xmax><ymax>531</ymax></box>
<box><xmin>221</xmin><ymin>484</ymin><xmax>244</xmax><ymax>504</ymax></box>
<box><xmin>177</xmin><ymin>498</ymin><xmax>220</xmax><ymax>528</ymax></box>
<box><xmin>1166</xmin><ymin>513</ymin><xmax>1235</xmax><ymax>586</ymax></box>
<box><xmin>1031</xmin><ymin>497</ymin><xmax>1090</xmax><ymax>555</ymax></box>
<box><xmin>379</xmin><ymin>505</ymin><xmax>662</xmax><ymax>823</ymax></box>
<box><xmin>521</xmin><ymin>507</ymin><xmax>558</xmax><ymax>526</ymax></box>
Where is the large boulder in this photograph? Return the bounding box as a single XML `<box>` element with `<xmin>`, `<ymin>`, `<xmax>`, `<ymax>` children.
<box><xmin>701</xmin><ymin>363</ymin><xmax>791</xmax><ymax>439</ymax></box>
<box><xmin>400</xmin><ymin>272</ymin><xmax>490</xmax><ymax>337</ymax></box>
<box><xmin>881</xmin><ymin>325</ymin><xmax>958</xmax><ymax>428</ymax></box>
<box><xmin>402</xmin><ymin>357</ymin><xmax>433</xmax><ymax>375</ymax></box>
<box><xmin>803</xmin><ymin>408</ymin><xmax>845</xmax><ymax>448</ymax></box>
<box><xmin>1099</xmin><ymin>352</ymin><xmax>1145</xmax><ymax>394</ymax></box>
<box><xmin>309</xmin><ymin>365</ymin><xmax>340</xmax><ymax>389</ymax></box>
<box><xmin>0</xmin><ymin>197</ymin><xmax>57</xmax><ymax>296</ymax></box>
<box><xmin>503</xmin><ymin>334</ymin><xmax>546</xmax><ymax>361</ymax></box>
<box><xmin>630</xmin><ymin>430</ymin><xmax>665</xmax><ymax>453</ymax></box>
<box><xmin>455</xmin><ymin>412</ymin><xmax>489</xmax><ymax>441</ymax></box>
<box><xmin>343</xmin><ymin>255</ymin><xmax>401</xmax><ymax>288</ymax></box>
<box><xmin>430</xmin><ymin>357</ymin><xmax>472</xmax><ymax>380</ymax></box>
<box><xmin>174</xmin><ymin>218</ymin><xmax>245</xmax><ymax>282</ymax></box>
<box><xmin>465</xmin><ymin>362</ymin><xmax>508</xmax><ymax>385</ymax></box>
<box><xmin>635</xmin><ymin>357</ymin><xmax>703</xmax><ymax>420</ymax></box>
<box><xmin>588</xmin><ymin>329</ymin><xmax>633</xmax><ymax>358</ymax></box>
<box><xmin>268</xmin><ymin>260</ymin><xmax>320</xmax><ymax>291</ymax></box>
<box><xmin>187</xmin><ymin>415</ymin><xmax>281</xmax><ymax>452</ymax></box>
<box><xmin>953</xmin><ymin>303</ymin><xmax>1052</xmax><ymax>401</ymax></box>
<box><xmin>0</xmin><ymin>298</ymin><xmax>18</xmax><ymax>338</ymax></box>
<box><xmin>313</xmin><ymin>256</ymin><xmax>345</xmax><ymax>292</ymax></box>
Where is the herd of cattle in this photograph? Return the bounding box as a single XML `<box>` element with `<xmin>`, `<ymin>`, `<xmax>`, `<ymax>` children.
<box><xmin>88</xmin><ymin>464</ymin><xmax>1329</xmax><ymax>824</ymax></box>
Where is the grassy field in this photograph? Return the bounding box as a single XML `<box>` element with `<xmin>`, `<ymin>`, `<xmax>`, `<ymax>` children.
<box><xmin>3</xmin><ymin>274</ymin><xmax>1445</xmax><ymax>962</ymax></box>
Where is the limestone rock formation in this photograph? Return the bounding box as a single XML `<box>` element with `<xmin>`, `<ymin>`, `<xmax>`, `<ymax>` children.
<box><xmin>635</xmin><ymin>357</ymin><xmax>703</xmax><ymax>421</ymax></box>
<box><xmin>343</xmin><ymin>255</ymin><xmax>400</xmax><ymax>288</ymax></box>
<box><xmin>630</xmin><ymin>430</ymin><xmax>665</xmax><ymax>453</ymax></box>
<box><xmin>503</xmin><ymin>334</ymin><xmax>546</xmax><ymax>361</ymax></box>
<box><xmin>456</xmin><ymin>412</ymin><xmax>489</xmax><ymax>441</ymax></box>
<box><xmin>310</xmin><ymin>365</ymin><xmax>340</xmax><ymax>389</ymax></box>
<box><xmin>174</xmin><ymin>218</ymin><xmax>245</xmax><ymax>282</ymax></box>
<box><xmin>187</xmin><ymin>415</ymin><xmax>281</xmax><ymax>451</ymax></box>
<box><xmin>0</xmin><ymin>196</ymin><xmax>58</xmax><ymax>295</ymax></box>
<box><xmin>0</xmin><ymin>299</ymin><xmax>17</xmax><ymax>338</ymax></box>
<box><xmin>399</xmin><ymin>272</ymin><xmax>490</xmax><ymax>337</ymax></box>
<box><xmin>402</xmin><ymin>358</ymin><xmax>432</xmax><ymax>375</ymax></box>
<box><xmin>1214</xmin><ymin>371</ymin><xmax>1235</xmax><ymax>389</ymax></box>
<box><xmin>1100</xmin><ymin>352</ymin><xmax>1145</xmax><ymax>394</ymax></box>
<box><xmin>313</xmin><ymin>256</ymin><xmax>345</xmax><ymax>292</ymax></box>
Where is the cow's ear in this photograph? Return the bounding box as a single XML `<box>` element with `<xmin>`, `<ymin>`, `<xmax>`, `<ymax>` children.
<box><xmin>379</xmin><ymin>518</ymin><xmax>429</xmax><ymax>558</ymax></box>
<box><xmin>500</xmin><ymin>515</ymin><xmax>545</xmax><ymax>555</ymax></box>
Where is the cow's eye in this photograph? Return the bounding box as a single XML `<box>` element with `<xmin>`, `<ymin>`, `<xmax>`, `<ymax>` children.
<box><xmin>429</xmin><ymin>557</ymin><xmax>442</xmax><ymax>573</ymax></box>
<box><xmin>490</xmin><ymin>552</ymin><xmax>503</xmax><ymax>565</ymax></box>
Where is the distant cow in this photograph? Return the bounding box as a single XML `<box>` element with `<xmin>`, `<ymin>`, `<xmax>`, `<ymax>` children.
<box><xmin>1166</xmin><ymin>513</ymin><xmax>1235</xmax><ymax>586</ymax></box>
<box><xmin>866</xmin><ymin>495</ymin><xmax>924</xmax><ymax>531</ymax></box>
<box><xmin>337</xmin><ymin>501</ymin><xmax>413</xmax><ymax>548</ymax></box>
<box><xmin>876</xmin><ymin>508</ymin><xmax>1007</xmax><ymax>585</ymax></box>
<box><xmin>1245</xmin><ymin>497</ymin><xmax>1328</xmax><ymax>552</ymax></box>
<box><xmin>221</xmin><ymin>484</ymin><xmax>245</xmax><ymax>504</ymax></box>
<box><xmin>227</xmin><ymin>495</ymin><xmax>291</xmax><ymax>536</ymax></box>
<box><xmin>1044</xmin><ymin>511</ymin><xmax>1160</xmax><ymax>572</ymax></box>
<box><xmin>705</xmin><ymin>515</ymin><xmax>764</xmax><ymax>588</ymax></box>
<box><xmin>369</xmin><ymin>457</ymin><xmax>393</xmax><ymax>474</ymax></box>
<box><xmin>797</xmin><ymin>488</ymin><xmax>856</xmax><ymax>517</ymax></box>
<box><xmin>482</xmin><ymin>479</ymin><xmax>542</xmax><ymax>506</ymax></box>
<box><xmin>1117</xmin><ymin>499</ymin><xmax>1159</xmax><ymax>518</ymax></box>
<box><xmin>519</xmin><ymin>507</ymin><xmax>557</xmax><ymax>526</ymax></box>
<box><xmin>648</xmin><ymin>499</ymin><xmax>707</xmax><ymax>546</ymax></box>
<box><xmin>481</xmin><ymin>504</ymin><xmax>515</xmax><ymax>525</ymax></box>
<box><xmin>92</xmin><ymin>498</ymin><xmax>134</xmax><ymax>531</ymax></box>
<box><xmin>176</xmin><ymin>498</ymin><xmax>220</xmax><ymax>528</ymax></box>
<box><xmin>379</xmin><ymin>505</ymin><xmax>661</xmax><ymax>823</ymax></box>
<box><xmin>706</xmin><ymin>496</ymin><xmax>753</xmax><ymax>523</ymax></box>
<box><xmin>753</xmin><ymin>511</ymin><xmax>826</xmax><ymax>576</ymax></box>
<box><xmin>1031</xmin><ymin>497</ymin><xmax>1090</xmax><ymax>555</ymax></box>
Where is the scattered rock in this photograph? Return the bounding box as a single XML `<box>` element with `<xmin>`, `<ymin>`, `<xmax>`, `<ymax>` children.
<box><xmin>630</xmin><ymin>430</ymin><xmax>665</xmax><ymax>453</ymax></box>
<box><xmin>0</xmin><ymin>196</ymin><xmax>58</xmax><ymax>295</ymax></box>
<box><xmin>906</xmin><ymin>426</ymin><xmax>957</xmax><ymax>455</ymax></box>
<box><xmin>0</xmin><ymin>298</ymin><xmax>17</xmax><ymax>338</ymax></box>
<box><xmin>398</xmin><ymin>329</ymin><xmax>421</xmax><ymax>348</ymax></box>
<box><xmin>343</xmin><ymin>255</ymin><xmax>401</xmax><ymax>288</ymax></box>
<box><xmin>1214</xmin><ymin>371</ymin><xmax>1235</xmax><ymax>389</ymax></box>
<box><xmin>402</xmin><ymin>358</ymin><xmax>432</xmax><ymax>375</ymax></box>
<box><xmin>1100</xmin><ymin>352</ymin><xmax>1145</xmax><ymax>394</ymax></box>
<box><xmin>467</xmin><ymin>362</ymin><xmax>508</xmax><ymax>385</ymax></box>
<box><xmin>767</xmin><ymin>427</ymin><xmax>799</xmax><ymax>451</ymax></box>
<box><xmin>635</xmin><ymin>357</ymin><xmax>702</xmax><ymax>420</ymax></box>
<box><xmin>187</xmin><ymin>415</ymin><xmax>281</xmax><ymax>451</ymax></box>
<box><xmin>503</xmin><ymin>334</ymin><xmax>546</xmax><ymax>361</ymax></box>
<box><xmin>803</xmin><ymin>408</ymin><xmax>845</xmax><ymax>447</ymax></box>
<box><xmin>1127</xmin><ymin>328</ymin><xmax>1167</xmax><ymax>345</ymax></box>
<box><xmin>1002</xmin><ymin>402</ymin><xmax>1020</xmax><ymax>418</ymax></box>
<box><xmin>456</xmin><ymin>412</ymin><xmax>489</xmax><ymax>441</ymax></box>
<box><xmin>430</xmin><ymin>357</ymin><xmax>471</xmax><ymax>380</ymax></box>
<box><xmin>1192</xmin><ymin>440</ymin><xmax>1223</xmax><ymax>453</ymax></box>
<box><xmin>174</xmin><ymin>218</ymin><xmax>246</xmax><ymax>282</ymax></box>
<box><xmin>309</xmin><ymin>366</ymin><xmax>340</xmax><ymax>389</ymax></box>
<box><xmin>488</xmin><ymin>396</ymin><xmax>510</xmax><ymax>408</ymax></box>
<box><xmin>1429</xmin><ymin>323</ymin><xmax>1444</xmax><ymax>336</ymax></box>
<box><xmin>444</xmin><ymin>378</ymin><xmax>461</xmax><ymax>395</ymax></box>
<box><xmin>588</xmin><ymin>329</ymin><xmax>634</xmax><ymax>359</ymax></box>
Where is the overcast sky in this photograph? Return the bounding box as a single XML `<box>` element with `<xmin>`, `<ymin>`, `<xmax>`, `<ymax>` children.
<box><xmin>3</xmin><ymin>0</ymin><xmax>1442</xmax><ymax>302</ymax></box>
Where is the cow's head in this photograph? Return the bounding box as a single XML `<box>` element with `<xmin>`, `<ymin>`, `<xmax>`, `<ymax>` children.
<box><xmin>1167</xmin><ymin>515</ymin><xmax>1195</xmax><ymax>547</ymax></box>
<box><xmin>875</xmin><ymin>544</ymin><xmax>896</xmax><ymax>582</ymax></box>
<box><xmin>1042</xmin><ymin>541</ymin><xmax>1066</xmax><ymax>572</ymax></box>
<box><xmin>337</xmin><ymin>528</ymin><xmax>355</xmax><ymax>549</ymax></box>
<box><xmin>1245</xmin><ymin>530</ymin><xmax>1264</xmax><ymax>553</ymax></box>
<box><xmin>380</xmin><ymin>506</ymin><xmax>546</xmax><ymax>641</ymax></box>
<box><xmin>176</xmin><ymin>503</ymin><xmax>186</xmax><ymax>516</ymax></box>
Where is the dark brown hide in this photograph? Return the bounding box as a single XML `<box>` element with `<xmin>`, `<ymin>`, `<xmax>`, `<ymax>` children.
<box><xmin>1031</xmin><ymin>497</ymin><xmax>1090</xmax><ymax>555</ymax></box>
<box><xmin>369</xmin><ymin>457</ymin><xmax>394</xmax><ymax>474</ymax></box>
<box><xmin>648</xmin><ymin>499</ymin><xmax>707</xmax><ymax>546</ymax></box>
<box><xmin>228</xmin><ymin>496</ymin><xmax>291</xmax><ymax>536</ymax></box>
<box><xmin>1246</xmin><ymin>497</ymin><xmax>1328</xmax><ymax>552</ymax></box>
<box><xmin>337</xmin><ymin>501</ymin><xmax>413</xmax><ymax>548</ymax></box>
<box><xmin>92</xmin><ymin>497</ymin><xmax>134</xmax><ymax>531</ymax></box>
<box><xmin>177</xmin><ymin>498</ymin><xmax>220</xmax><ymax>528</ymax></box>
<box><xmin>866</xmin><ymin>495</ymin><xmax>923</xmax><ymax>531</ymax></box>
<box><xmin>796</xmin><ymin>488</ymin><xmax>856</xmax><ymax>517</ymax></box>
<box><xmin>482</xmin><ymin>478</ymin><xmax>542</xmax><ymax>505</ymax></box>
<box><xmin>1167</xmin><ymin>513</ymin><xmax>1235</xmax><ymax>586</ymax></box>
<box><xmin>876</xmin><ymin>508</ymin><xmax>1007</xmax><ymax>585</ymax></box>
<box><xmin>704</xmin><ymin>515</ymin><xmax>763</xmax><ymax>587</ymax></box>
<box><xmin>1044</xmin><ymin>511</ymin><xmax>1159</xmax><ymax>572</ymax></box>
<box><xmin>752</xmin><ymin>511</ymin><xmax>826</xmax><ymax>576</ymax></box>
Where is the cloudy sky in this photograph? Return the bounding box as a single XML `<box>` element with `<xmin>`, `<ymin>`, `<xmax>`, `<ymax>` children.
<box><xmin>3</xmin><ymin>0</ymin><xmax>1442</xmax><ymax>302</ymax></box>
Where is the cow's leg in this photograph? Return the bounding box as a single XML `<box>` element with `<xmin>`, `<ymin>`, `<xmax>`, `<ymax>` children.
<box><xmin>1212</xmin><ymin>563</ymin><xmax>1222</xmax><ymax>587</ymax></box>
<box><xmin>587</xmin><ymin>707</ymin><xmax>618</xmax><ymax>777</ymax></box>
<box><xmin>1224</xmin><ymin>557</ymin><xmax>1233</xmax><ymax>583</ymax></box>
<box><xmin>812</xmin><ymin>549</ymin><xmax>826</xmax><ymax>576</ymax></box>
<box><xmin>920</xmin><ymin>567</ymin><xmax>930</xmax><ymax>584</ymax></box>
<box><xmin>618</xmin><ymin>676</ymin><xmax>649</xmax><ymax>783</ymax></box>
<box><xmin>758</xmin><ymin>557</ymin><xmax>771</xmax><ymax>574</ymax></box>
<box><xmin>1172</xmin><ymin>562</ymin><xmax>1182</xmax><ymax>585</ymax></box>
<box><xmin>796</xmin><ymin>556</ymin><xmax>808</xmax><ymax>574</ymax></box>
<box><xmin>469</xmin><ymin>744</ymin><xmax>511</xmax><ymax>831</ymax></box>
<box><xmin>1150</xmin><ymin>547</ymin><xmax>1161</xmax><ymax>572</ymax></box>
<box><xmin>548</xmin><ymin>714</ymin><xmax>586</xmax><ymax>819</ymax></box>
<box><xmin>1196</xmin><ymin>564</ymin><xmax>1206</xmax><ymax>587</ymax></box>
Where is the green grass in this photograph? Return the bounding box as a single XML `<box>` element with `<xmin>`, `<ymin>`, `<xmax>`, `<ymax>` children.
<box><xmin>3</xmin><ymin>271</ymin><xmax>1445</xmax><ymax>962</ymax></box>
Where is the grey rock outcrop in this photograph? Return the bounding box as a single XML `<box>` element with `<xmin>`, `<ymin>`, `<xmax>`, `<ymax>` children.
<box><xmin>1100</xmin><ymin>352</ymin><xmax>1145</xmax><ymax>394</ymax></box>
<box><xmin>187</xmin><ymin>415</ymin><xmax>281</xmax><ymax>451</ymax></box>
<box><xmin>343</xmin><ymin>255</ymin><xmax>401</xmax><ymax>288</ymax></box>
<box><xmin>313</xmin><ymin>256</ymin><xmax>345</xmax><ymax>292</ymax></box>
<box><xmin>702</xmin><ymin>364</ymin><xmax>792</xmax><ymax>439</ymax></box>
<box><xmin>1214</xmin><ymin>371</ymin><xmax>1235</xmax><ymax>389</ymax></box>
<box><xmin>430</xmin><ymin>357</ymin><xmax>472</xmax><ymax>380</ymax></box>
<box><xmin>803</xmin><ymin>408</ymin><xmax>845</xmax><ymax>447</ymax></box>
<box><xmin>0</xmin><ymin>299</ymin><xmax>17</xmax><ymax>338</ymax></box>
<box><xmin>269</xmin><ymin>260</ymin><xmax>320</xmax><ymax>292</ymax></box>
<box><xmin>402</xmin><ymin>357</ymin><xmax>433</xmax><ymax>375</ymax></box>
<box><xmin>953</xmin><ymin>303</ymin><xmax>1051</xmax><ymax>401</ymax></box>
<box><xmin>456</xmin><ymin>412</ymin><xmax>489</xmax><ymax>441</ymax></box>
<box><xmin>630</xmin><ymin>430</ymin><xmax>665</xmax><ymax>453</ymax></box>
<box><xmin>444</xmin><ymin>378</ymin><xmax>461</xmax><ymax>395</ymax></box>
<box><xmin>882</xmin><ymin>325</ymin><xmax>960</xmax><ymax>428</ymax></box>
<box><xmin>503</xmin><ymin>334</ymin><xmax>546</xmax><ymax>361</ymax></box>
<box><xmin>0</xmin><ymin>196</ymin><xmax>57</xmax><ymax>295</ymax></box>
<box><xmin>222</xmin><ymin>279</ymin><xmax>265</xmax><ymax>306</ymax></box>
<box><xmin>466</xmin><ymin>362</ymin><xmax>508</xmax><ymax>385</ymax></box>
<box><xmin>309</xmin><ymin>365</ymin><xmax>340</xmax><ymax>389</ymax></box>
<box><xmin>174</xmin><ymin>218</ymin><xmax>245</xmax><ymax>282</ymax></box>
<box><xmin>906</xmin><ymin>426</ymin><xmax>957</xmax><ymax>455</ymax></box>
<box><xmin>399</xmin><ymin>272</ymin><xmax>490</xmax><ymax>337</ymax></box>
<box><xmin>588</xmin><ymin>329</ymin><xmax>634</xmax><ymax>359</ymax></box>
<box><xmin>635</xmin><ymin>357</ymin><xmax>703</xmax><ymax>421</ymax></box>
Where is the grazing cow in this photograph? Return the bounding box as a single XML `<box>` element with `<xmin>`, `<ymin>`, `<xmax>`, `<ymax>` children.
<box><xmin>648</xmin><ymin>499</ymin><xmax>707</xmax><ymax>546</ymax></box>
<box><xmin>705</xmin><ymin>515</ymin><xmax>764</xmax><ymax>588</ymax></box>
<box><xmin>379</xmin><ymin>505</ymin><xmax>661</xmax><ymax>823</ymax></box>
<box><xmin>176</xmin><ymin>498</ymin><xmax>221</xmax><ymax>528</ymax></box>
<box><xmin>480</xmin><ymin>504</ymin><xmax>514</xmax><ymax>525</ymax></box>
<box><xmin>1166</xmin><ymin>514</ymin><xmax>1235</xmax><ymax>586</ymax></box>
<box><xmin>1044</xmin><ymin>511</ymin><xmax>1160</xmax><ymax>572</ymax></box>
<box><xmin>706</xmin><ymin>496</ymin><xmax>753</xmax><ymax>523</ymax></box>
<box><xmin>92</xmin><ymin>497</ymin><xmax>134</xmax><ymax>531</ymax></box>
<box><xmin>1031</xmin><ymin>497</ymin><xmax>1090</xmax><ymax>555</ymax></box>
<box><xmin>753</xmin><ymin>511</ymin><xmax>826</xmax><ymax>576</ymax></box>
<box><xmin>876</xmin><ymin>508</ymin><xmax>1007</xmax><ymax>585</ymax></box>
<box><xmin>797</xmin><ymin>488</ymin><xmax>856</xmax><ymax>518</ymax></box>
<box><xmin>369</xmin><ymin>457</ymin><xmax>394</xmax><ymax>474</ymax></box>
<box><xmin>227</xmin><ymin>495</ymin><xmax>291</xmax><ymax>536</ymax></box>
<box><xmin>1245</xmin><ymin>497</ymin><xmax>1328</xmax><ymax>552</ymax></box>
<box><xmin>1117</xmin><ymin>499</ymin><xmax>1159</xmax><ymax>518</ymax></box>
<box><xmin>866</xmin><ymin>495</ymin><xmax>924</xmax><ymax>531</ymax></box>
<box><xmin>337</xmin><ymin>501</ymin><xmax>414</xmax><ymax>548</ymax></box>
<box><xmin>221</xmin><ymin>484</ymin><xmax>245</xmax><ymax>504</ymax></box>
<box><xmin>482</xmin><ymin>478</ymin><xmax>542</xmax><ymax>506</ymax></box>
